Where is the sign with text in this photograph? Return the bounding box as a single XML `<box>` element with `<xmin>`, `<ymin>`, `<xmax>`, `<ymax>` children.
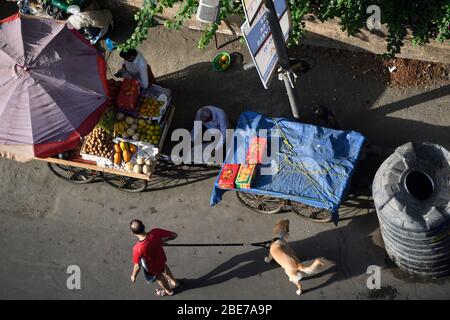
<box><xmin>242</xmin><ymin>0</ymin><xmax>263</xmax><ymax>26</ymax></box>
<box><xmin>242</xmin><ymin>17</ymin><xmax>278</xmax><ymax>89</ymax></box>
<box><xmin>243</xmin><ymin>0</ymin><xmax>289</xmax><ymax>27</ymax></box>
<box><xmin>273</xmin><ymin>0</ymin><xmax>287</xmax><ymax>19</ymax></box>
<box><xmin>279</xmin><ymin>10</ymin><xmax>290</xmax><ymax>41</ymax></box>
<box><xmin>244</xmin><ymin>8</ymin><xmax>270</xmax><ymax>56</ymax></box>
<box><xmin>241</xmin><ymin>0</ymin><xmax>291</xmax><ymax>89</ymax></box>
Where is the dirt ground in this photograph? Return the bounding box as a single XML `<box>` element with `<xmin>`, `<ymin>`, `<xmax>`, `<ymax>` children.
<box><xmin>288</xmin><ymin>46</ymin><xmax>450</xmax><ymax>89</ymax></box>
<box><xmin>383</xmin><ymin>58</ymin><xmax>450</xmax><ymax>87</ymax></box>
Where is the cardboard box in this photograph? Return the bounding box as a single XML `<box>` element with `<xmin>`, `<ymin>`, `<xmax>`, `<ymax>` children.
<box><xmin>246</xmin><ymin>137</ymin><xmax>267</xmax><ymax>164</ymax></box>
<box><xmin>218</xmin><ymin>164</ymin><xmax>240</xmax><ymax>189</ymax></box>
<box><xmin>235</xmin><ymin>164</ymin><xmax>257</xmax><ymax>189</ymax></box>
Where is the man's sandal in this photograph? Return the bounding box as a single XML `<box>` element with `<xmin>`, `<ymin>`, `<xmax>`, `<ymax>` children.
<box><xmin>155</xmin><ymin>289</ymin><xmax>173</xmax><ymax>297</ymax></box>
<box><xmin>172</xmin><ymin>280</ymin><xmax>184</xmax><ymax>292</ymax></box>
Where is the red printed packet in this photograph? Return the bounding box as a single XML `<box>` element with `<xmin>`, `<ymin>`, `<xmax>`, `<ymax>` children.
<box><xmin>117</xmin><ymin>78</ymin><xmax>140</xmax><ymax>111</ymax></box>
<box><xmin>235</xmin><ymin>164</ymin><xmax>257</xmax><ymax>189</ymax></box>
<box><xmin>218</xmin><ymin>164</ymin><xmax>240</xmax><ymax>189</ymax></box>
<box><xmin>246</xmin><ymin>137</ymin><xmax>267</xmax><ymax>164</ymax></box>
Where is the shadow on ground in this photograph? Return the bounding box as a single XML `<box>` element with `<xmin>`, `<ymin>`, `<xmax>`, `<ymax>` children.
<box><xmin>104</xmin><ymin>19</ymin><xmax>450</xmax><ymax>149</ymax></box>
<box><xmin>176</xmin><ymin>214</ymin><xmax>387</xmax><ymax>295</ymax></box>
<box><xmin>0</xmin><ymin>2</ymin><xmax>17</xmax><ymax>19</ymax></box>
<box><xmin>156</xmin><ymin>51</ymin><xmax>449</xmax><ymax>150</ymax></box>
<box><xmin>145</xmin><ymin>162</ymin><xmax>219</xmax><ymax>192</ymax></box>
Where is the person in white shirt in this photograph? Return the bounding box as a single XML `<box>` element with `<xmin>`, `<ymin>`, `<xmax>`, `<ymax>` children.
<box><xmin>192</xmin><ymin>106</ymin><xmax>229</xmax><ymax>142</ymax></box>
<box><xmin>115</xmin><ymin>49</ymin><xmax>156</xmax><ymax>89</ymax></box>
<box><xmin>189</xmin><ymin>106</ymin><xmax>229</xmax><ymax>165</ymax></box>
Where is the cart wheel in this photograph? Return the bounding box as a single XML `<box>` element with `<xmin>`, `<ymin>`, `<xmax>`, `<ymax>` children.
<box><xmin>236</xmin><ymin>191</ymin><xmax>284</xmax><ymax>214</ymax></box>
<box><xmin>101</xmin><ymin>173</ymin><xmax>148</xmax><ymax>193</ymax></box>
<box><xmin>289</xmin><ymin>201</ymin><xmax>331</xmax><ymax>223</ymax></box>
<box><xmin>48</xmin><ymin>163</ymin><xmax>98</xmax><ymax>184</ymax></box>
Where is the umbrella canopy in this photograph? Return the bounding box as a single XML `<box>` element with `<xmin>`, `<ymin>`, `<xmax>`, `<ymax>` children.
<box><xmin>0</xmin><ymin>13</ymin><xmax>108</xmax><ymax>161</ymax></box>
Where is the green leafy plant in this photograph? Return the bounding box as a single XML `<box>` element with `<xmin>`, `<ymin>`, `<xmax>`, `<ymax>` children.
<box><xmin>118</xmin><ymin>0</ymin><xmax>159</xmax><ymax>52</ymax></box>
<box><xmin>119</xmin><ymin>0</ymin><xmax>450</xmax><ymax>57</ymax></box>
<box><xmin>97</xmin><ymin>106</ymin><xmax>116</xmax><ymax>133</ymax></box>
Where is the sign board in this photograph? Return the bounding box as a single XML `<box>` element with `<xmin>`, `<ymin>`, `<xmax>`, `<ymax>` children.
<box><xmin>273</xmin><ymin>0</ymin><xmax>290</xmax><ymax>41</ymax></box>
<box><xmin>273</xmin><ymin>0</ymin><xmax>287</xmax><ymax>18</ymax></box>
<box><xmin>241</xmin><ymin>0</ymin><xmax>291</xmax><ymax>89</ymax></box>
<box><xmin>243</xmin><ymin>0</ymin><xmax>289</xmax><ymax>27</ymax></box>
<box><xmin>242</xmin><ymin>0</ymin><xmax>263</xmax><ymax>26</ymax></box>
<box><xmin>243</xmin><ymin>8</ymin><xmax>270</xmax><ymax>56</ymax></box>
<box><xmin>241</xmin><ymin>14</ymin><xmax>278</xmax><ymax>89</ymax></box>
<box><xmin>279</xmin><ymin>10</ymin><xmax>290</xmax><ymax>41</ymax></box>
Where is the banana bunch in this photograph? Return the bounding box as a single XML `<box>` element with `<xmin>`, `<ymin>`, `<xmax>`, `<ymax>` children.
<box><xmin>113</xmin><ymin>121</ymin><xmax>129</xmax><ymax>135</ymax></box>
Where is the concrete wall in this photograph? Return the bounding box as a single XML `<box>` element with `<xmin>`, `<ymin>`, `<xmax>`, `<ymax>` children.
<box><xmin>102</xmin><ymin>0</ymin><xmax>450</xmax><ymax>64</ymax></box>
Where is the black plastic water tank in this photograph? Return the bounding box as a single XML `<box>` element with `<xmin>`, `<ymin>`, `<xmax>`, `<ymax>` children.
<box><xmin>372</xmin><ymin>142</ymin><xmax>450</xmax><ymax>277</ymax></box>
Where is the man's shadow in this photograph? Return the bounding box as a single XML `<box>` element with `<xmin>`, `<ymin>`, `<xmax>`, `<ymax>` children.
<box><xmin>177</xmin><ymin>213</ymin><xmax>387</xmax><ymax>294</ymax></box>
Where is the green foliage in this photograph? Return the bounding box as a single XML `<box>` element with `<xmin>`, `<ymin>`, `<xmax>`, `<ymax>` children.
<box><xmin>118</xmin><ymin>0</ymin><xmax>158</xmax><ymax>52</ymax></box>
<box><xmin>120</xmin><ymin>0</ymin><xmax>450</xmax><ymax>57</ymax></box>
<box><xmin>97</xmin><ymin>107</ymin><xmax>116</xmax><ymax>133</ymax></box>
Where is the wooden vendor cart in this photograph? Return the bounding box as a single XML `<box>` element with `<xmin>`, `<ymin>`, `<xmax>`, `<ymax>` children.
<box><xmin>38</xmin><ymin>105</ymin><xmax>176</xmax><ymax>193</ymax></box>
<box><xmin>1</xmin><ymin>14</ymin><xmax>181</xmax><ymax>193</ymax></box>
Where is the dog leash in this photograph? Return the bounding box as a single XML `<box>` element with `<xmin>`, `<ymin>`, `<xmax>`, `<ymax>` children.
<box><xmin>163</xmin><ymin>240</ymin><xmax>272</xmax><ymax>249</ymax></box>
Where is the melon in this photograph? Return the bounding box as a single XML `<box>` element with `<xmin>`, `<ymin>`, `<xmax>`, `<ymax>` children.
<box><xmin>133</xmin><ymin>164</ymin><xmax>142</xmax><ymax>174</ymax></box>
<box><xmin>125</xmin><ymin>162</ymin><xmax>134</xmax><ymax>171</ymax></box>
<box><xmin>142</xmin><ymin>165</ymin><xmax>150</xmax><ymax>174</ymax></box>
<box><xmin>125</xmin><ymin>116</ymin><xmax>135</xmax><ymax>125</ymax></box>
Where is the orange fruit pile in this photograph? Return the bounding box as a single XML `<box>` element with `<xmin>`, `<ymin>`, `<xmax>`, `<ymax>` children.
<box><xmin>139</xmin><ymin>97</ymin><xmax>164</xmax><ymax>117</ymax></box>
<box><xmin>218</xmin><ymin>54</ymin><xmax>229</xmax><ymax>69</ymax></box>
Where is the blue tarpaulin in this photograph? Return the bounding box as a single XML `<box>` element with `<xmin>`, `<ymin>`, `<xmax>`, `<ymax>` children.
<box><xmin>210</xmin><ymin>111</ymin><xmax>366</xmax><ymax>223</ymax></box>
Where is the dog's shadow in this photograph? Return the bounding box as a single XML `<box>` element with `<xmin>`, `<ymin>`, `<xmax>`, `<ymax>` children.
<box><xmin>177</xmin><ymin>213</ymin><xmax>386</xmax><ymax>294</ymax></box>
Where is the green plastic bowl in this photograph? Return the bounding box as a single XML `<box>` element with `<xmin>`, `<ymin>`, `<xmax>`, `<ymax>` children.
<box><xmin>212</xmin><ymin>52</ymin><xmax>231</xmax><ymax>72</ymax></box>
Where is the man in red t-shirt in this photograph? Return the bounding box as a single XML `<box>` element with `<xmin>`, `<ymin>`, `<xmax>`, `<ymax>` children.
<box><xmin>130</xmin><ymin>219</ymin><xmax>180</xmax><ymax>296</ymax></box>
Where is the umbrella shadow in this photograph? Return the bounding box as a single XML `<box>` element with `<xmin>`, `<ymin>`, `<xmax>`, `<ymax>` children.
<box><xmin>176</xmin><ymin>214</ymin><xmax>387</xmax><ymax>295</ymax></box>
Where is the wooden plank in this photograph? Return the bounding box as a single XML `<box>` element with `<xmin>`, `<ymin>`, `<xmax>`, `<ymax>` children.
<box><xmin>36</xmin><ymin>156</ymin><xmax>152</xmax><ymax>181</ymax></box>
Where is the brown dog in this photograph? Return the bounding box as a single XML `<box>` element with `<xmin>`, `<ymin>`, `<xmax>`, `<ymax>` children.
<box><xmin>265</xmin><ymin>219</ymin><xmax>324</xmax><ymax>295</ymax></box>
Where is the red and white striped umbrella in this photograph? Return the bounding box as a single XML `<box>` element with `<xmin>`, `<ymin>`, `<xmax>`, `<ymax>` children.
<box><xmin>0</xmin><ymin>13</ymin><xmax>108</xmax><ymax>161</ymax></box>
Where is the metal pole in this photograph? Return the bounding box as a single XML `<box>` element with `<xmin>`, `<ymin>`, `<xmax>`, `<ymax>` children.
<box><xmin>281</xmin><ymin>72</ymin><xmax>300</xmax><ymax>119</ymax></box>
<box><xmin>262</xmin><ymin>0</ymin><xmax>301</xmax><ymax>119</ymax></box>
<box><xmin>243</xmin><ymin>61</ymin><xmax>256</xmax><ymax>71</ymax></box>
